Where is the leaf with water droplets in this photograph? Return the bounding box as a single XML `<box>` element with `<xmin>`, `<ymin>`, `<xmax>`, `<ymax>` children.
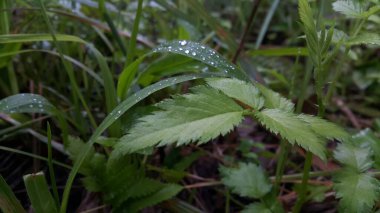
<box><xmin>0</xmin><ymin>93</ymin><xmax>55</xmax><ymax>114</ymax></box>
<box><xmin>152</xmin><ymin>40</ymin><xmax>249</xmax><ymax>81</ymax></box>
<box><xmin>65</xmin><ymin>73</ymin><xmax>227</xmax><ymax>201</ymax></box>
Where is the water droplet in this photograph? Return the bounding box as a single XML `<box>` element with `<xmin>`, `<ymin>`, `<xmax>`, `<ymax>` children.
<box><xmin>117</xmin><ymin>110</ymin><xmax>121</xmax><ymax>114</ymax></box>
<box><xmin>202</xmin><ymin>57</ymin><xmax>206</xmax><ymax>60</ymax></box>
<box><xmin>39</xmin><ymin>104</ymin><xmax>43</xmax><ymax>108</ymax></box>
<box><xmin>211</xmin><ymin>62</ymin><xmax>215</xmax><ymax>65</ymax></box>
<box><xmin>192</xmin><ymin>52</ymin><xmax>196</xmax><ymax>56</ymax></box>
<box><xmin>168</xmin><ymin>46</ymin><xmax>172</xmax><ymax>49</ymax></box>
<box><xmin>201</xmin><ymin>46</ymin><xmax>205</xmax><ymax>49</ymax></box>
<box><xmin>185</xmin><ymin>50</ymin><xmax>190</xmax><ymax>54</ymax></box>
<box><xmin>180</xmin><ymin>40</ymin><xmax>187</xmax><ymax>46</ymax></box>
<box><xmin>179</xmin><ymin>48</ymin><xmax>183</xmax><ymax>51</ymax></box>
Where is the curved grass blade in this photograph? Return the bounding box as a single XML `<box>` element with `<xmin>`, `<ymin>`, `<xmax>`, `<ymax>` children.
<box><xmin>0</xmin><ymin>94</ymin><xmax>68</xmax><ymax>149</ymax></box>
<box><xmin>117</xmin><ymin>40</ymin><xmax>250</xmax><ymax>99</ymax></box>
<box><xmin>0</xmin><ymin>32</ymin><xmax>120</xmax><ymax>136</ymax></box>
<box><xmin>60</xmin><ymin>73</ymin><xmax>225</xmax><ymax>213</ymax></box>
<box><xmin>23</xmin><ymin>172</ymin><xmax>58</xmax><ymax>213</ymax></box>
<box><xmin>0</xmin><ymin>49</ymin><xmax>103</xmax><ymax>85</ymax></box>
<box><xmin>0</xmin><ymin>93</ymin><xmax>55</xmax><ymax>114</ymax></box>
<box><xmin>248</xmin><ymin>47</ymin><xmax>308</xmax><ymax>57</ymax></box>
<box><xmin>153</xmin><ymin>40</ymin><xmax>250</xmax><ymax>81</ymax></box>
<box><xmin>0</xmin><ymin>34</ymin><xmax>85</xmax><ymax>44</ymax></box>
<box><xmin>0</xmin><ymin>175</ymin><xmax>25</xmax><ymax>213</ymax></box>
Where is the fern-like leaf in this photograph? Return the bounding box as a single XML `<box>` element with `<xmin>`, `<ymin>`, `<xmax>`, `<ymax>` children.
<box><xmin>255</xmin><ymin>83</ymin><xmax>294</xmax><ymax>112</ymax></box>
<box><xmin>254</xmin><ymin>109</ymin><xmax>326</xmax><ymax>160</ymax></box>
<box><xmin>220</xmin><ymin>163</ymin><xmax>271</xmax><ymax>199</ymax></box>
<box><xmin>298</xmin><ymin>114</ymin><xmax>350</xmax><ymax>141</ymax></box>
<box><xmin>332</xmin><ymin>0</ymin><xmax>364</xmax><ymax>18</ymax></box>
<box><xmin>333</xmin><ymin>140</ymin><xmax>380</xmax><ymax>212</ymax></box>
<box><xmin>333</xmin><ymin>0</ymin><xmax>380</xmax><ymax>19</ymax></box>
<box><xmin>334</xmin><ymin>170</ymin><xmax>379</xmax><ymax>213</ymax></box>
<box><xmin>334</xmin><ymin>143</ymin><xmax>372</xmax><ymax>172</ymax></box>
<box><xmin>115</xmin><ymin>86</ymin><xmax>245</xmax><ymax>154</ymax></box>
<box><xmin>299</xmin><ymin>0</ymin><xmax>318</xmax><ymax>57</ymax></box>
<box><xmin>206</xmin><ymin>78</ymin><xmax>264</xmax><ymax>110</ymax></box>
<box><xmin>347</xmin><ymin>32</ymin><xmax>380</xmax><ymax>46</ymax></box>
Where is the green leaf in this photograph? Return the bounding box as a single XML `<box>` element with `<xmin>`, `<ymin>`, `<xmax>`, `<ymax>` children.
<box><xmin>254</xmin><ymin>109</ymin><xmax>326</xmax><ymax>160</ymax></box>
<box><xmin>138</xmin><ymin>54</ymin><xmax>200</xmax><ymax>86</ymax></box>
<box><xmin>298</xmin><ymin>114</ymin><xmax>350</xmax><ymax>141</ymax></box>
<box><xmin>352</xmin><ymin>129</ymin><xmax>380</xmax><ymax>169</ymax></box>
<box><xmin>62</xmin><ymin>74</ymin><xmax>226</xmax><ymax>212</ymax></box>
<box><xmin>23</xmin><ymin>172</ymin><xmax>58</xmax><ymax>213</ymax></box>
<box><xmin>117</xmin><ymin>55</ymin><xmax>146</xmax><ymax>99</ymax></box>
<box><xmin>334</xmin><ymin>143</ymin><xmax>372</xmax><ymax>172</ymax></box>
<box><xmin>255</xmin><ymin>84</ymin><xmax>294</xmax><ymax>112</ymax></box>
<box><xmin>332</xmin><ymin>0</ymin><xmax>363</xmax><ymax>18</ymax></box>
<box><xmin>346</xmin><ymin>33</ymin><xmax>380</xmax><ymax>46</ymax></box>
<box><xmin>153</xmin><ymin>40</ymin><xmax>249</xmax><ymax>81</ymax></box>
<box><xmin>0</xmin><ymin>175</ymin><xmax>25</xmax><ymax>213</ymax></box>
<box><xmin>115</xmin><ymin>86</ymin><xmax>245</xmax><ymax>154</ymax></box>
<box><xmin>334</xmin><ymin>169</ymin><xmax>380</xmax><ymax>213</ymax></box>
<box><xmin>242</xmin><ymin>203</ymin><xmax>272</xmax><ymax>213</ymax></box>
<box><xmin>333</xmin><ymin>1</ymin><xmax>380</xmax><ymax>18</ymax></box>
<box><xmin>119</xmin><ymin>184</ymin><xmax>183</xmax><ymax>213</ymax></box>
<box><xmin>299</xmin><ymin>0</ymin><xmax>318</xmax><ymax>55</ymax></box>
<box><xmin>65</xmin><ymin>136</ymin><xmax>106</xmax><ymax>176</ymax></box>
<box><xmin>206</xmin><ymin>78</ymin><xmax>264</xmax><ymax>110</ymax></box>
<box><xmin>220</xmin><ymin>163</ymin><xmax>271</xmax><ymax>199</ymax></box>
<box><xmin>0</xmin><ymin>93</ymin><xmax>55</xmax><ymax>114</ymax></box>
<box><xmin>0</xmin><ymin>34</ymin><xmax>85</xmax><ymax>44</ymax></box>
<box><xmin>248</xmin><ymin>47</ymin><xmax>309</xmax><ymax>57</ymax></box>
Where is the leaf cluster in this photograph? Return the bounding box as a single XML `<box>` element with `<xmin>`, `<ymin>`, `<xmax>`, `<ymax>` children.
<box><xmin>117</xmin><ymin>78</ymin><xmax>349</xmax><ymax>161</ymax></box>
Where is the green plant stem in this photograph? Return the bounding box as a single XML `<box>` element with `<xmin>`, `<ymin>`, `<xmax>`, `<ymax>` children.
<box><xmin>232</xmin><ymin>0</ymin><xmax>262</xmax><ymax>63</ymax></box>
<box><xmin>274</xmin><ymin>53</ymin><xmax>310</xmax><ymax>194</ymax></box>
<box><xmin>47</xmin><ymin>122</ymin><xmax>60</xmax><ymax>209</ymax></box>
<box><xmin>126</xmin><ymin>0</ymin><xmax>143</xmax><ymax>66</ymax></box>
<box><xmin>38</xmin><ymin>0</ymin><xmax>98</xmax><ymax>129</ymax></box>
<box><xmin>274</xmin><ymin>140</ymin><xmax>290</xmax><ymax>193</ymax></box>
<box><xmin>325</xmin><ymin>18</ymin><xmax>366</xmax><ymax>103</ymax></box>
<box><xmin>293</xmin><ymin>151</ymin><xmax>313</xmax><ymax>213</ymax></box>
<box><xmin>0</xmin><ymin>146</ymin><xmax>71</xmax><ymax>169</ymax></box>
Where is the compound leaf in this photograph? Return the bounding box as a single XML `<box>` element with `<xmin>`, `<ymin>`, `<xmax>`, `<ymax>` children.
<box><xmin>334</xmin><ymin>169</ymin><xmax>380</xmax><ymax>213</ymax></box>
<box><xmin>254</xmin><ymin>109</ymin><xmax>326</xmax><ymax>160</ymax></box>
<box><xmin>206</xmin><ymin>78</ymin><xmax>264</xmax><ymax>110</ymax></box>
<box><xmin>298</xmin><ymin>114</ymin><xmax>350</xmax><ymax>141</ymax></box>
<box><xmin>115</xmin><ymin>86</ymin><xmax>245</xmax><ymax>154</ymax></box>
<box><xmin>220</xmin><ymin>163</ymin><xmax>271</xmax><ymax>199</ymax></box>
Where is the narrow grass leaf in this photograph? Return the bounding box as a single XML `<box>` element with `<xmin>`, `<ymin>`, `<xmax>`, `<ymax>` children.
<box><xmin>248</xmin><ymin>47</ymin><xmax>308</xmax><ymax>57</ymax></box>
<box><xmin>23</xmin><ymin>172</ymin><xmax>58</xmax><ymax>213</ymax></box>
<box><xmin>153</xmin><ymin>40</ymin><xmax>249</xmax><ymax>81</ymax></box>
<box><xmin>0</xmin><ymin>93</ymin><xmax>54</xmax><ymax>114</ymax></box>
<box><xmin>0</xmin><ymin>175</ymin><xmax>25</xmax><ymax>213</ymax></box>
